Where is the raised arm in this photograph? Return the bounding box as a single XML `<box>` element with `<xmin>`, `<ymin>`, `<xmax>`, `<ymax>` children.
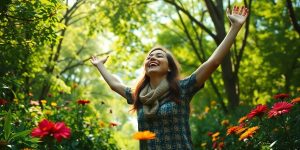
<box><xmin>90</xmin><ymin>56</ymin><xmax>127</xmax><ymax>99</ymax></box>
<box><xmin>193</xmin><ymin>6</ymin><xmax>249</xmax><ymax>86</ymax></box>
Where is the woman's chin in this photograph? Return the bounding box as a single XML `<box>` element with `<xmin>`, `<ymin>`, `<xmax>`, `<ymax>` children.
<box><xmin>146</xmin><ymin>69</ymin><xmax>168</xmax><ymax>77</ymax></box>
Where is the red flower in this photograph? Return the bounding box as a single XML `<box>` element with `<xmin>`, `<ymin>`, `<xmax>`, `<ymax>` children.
<box><xmin>31</xmin><ymin>119</ymin><xmax>55</xmax><ymax>138</ymax></box>
<box><xmin>77</xmin><ymin>99</ymin><xmax>90</xmax><ymax>105</ymax></box>
<box><xmin>268</xmin><ymin>102</ymin><xmax>294</xmax><ymax>118</ymax></box>
<box><xmin>247</xmin><ymin>104</ymin><xmax>268</xmax><ymax>119</ymax></box>
<box><xmin>273</xmin><ymin>93</ymin><xmax>289</xmax><ymax>100</ymax></box>
<box><xmin>31</xmin><ymin>119</ymin><xmax>71</xmax><ymax>142</ymax></box>
<box><xmin>218</xmin><ymin>142</ymin><xmax>224</xmax><ymax>149</ymax></box>
<box><xmin>212</xmin><ymin>142</ymin><xmax>218</xmax><ymax>149</ymax></box>
<box><xmin>207</xmin><ymin>132</ymin><xmax>214</xmax><ymax>136</ymax></box>
<box><xmin>0</xmin><ymin>99</ymin><xmax>8</xmax><ymax>105</ymax></box>
<box><xmin>52</xmin><ymin>122</ymin><xmax>71</xmax><ymax>142</ymax></box>
<box><xmin>47</xmin><ymin>93</ymin><xmax>53</xmax><ymax>97</ymax></box>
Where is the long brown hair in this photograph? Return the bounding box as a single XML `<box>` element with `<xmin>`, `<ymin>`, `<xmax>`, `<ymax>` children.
<box><xmin>132</xmin><ymin>46</ymin><xmax>181</xmax><ymax>110</ymax></box>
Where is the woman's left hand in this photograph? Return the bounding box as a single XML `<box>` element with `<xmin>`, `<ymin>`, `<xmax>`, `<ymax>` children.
<box><xmin>226</xmin><ymin>6</ymin><xmax>249</xmax><ymax>28</ymax></box>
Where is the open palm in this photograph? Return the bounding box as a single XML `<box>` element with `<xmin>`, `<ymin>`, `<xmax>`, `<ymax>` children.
<box><xmin>90</xmin><ymin>56</ymin><xmax>109</xmax><ymax>66</ymax></box>
<box><xmin>226</xmin><ymin>6</ymin><xmax>249</xmax><ymax>27</ymax></box>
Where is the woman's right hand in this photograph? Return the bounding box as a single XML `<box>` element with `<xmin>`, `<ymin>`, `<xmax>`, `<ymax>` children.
<box><xmin>90</xmin><ymin>56</ymin><xmax>109</xmax><ymax>66</ymax></box>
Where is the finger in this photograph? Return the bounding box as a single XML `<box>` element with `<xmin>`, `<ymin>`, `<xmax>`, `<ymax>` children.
<box><xmin>239</xmin><ymin>6</ymin><xmax>244</xmax><ymax>15</ymax></box>
<box><xmin>105</xmin><ymin>55</ymin><xmax>109</xmax><ymax>61</ymax></box>
<box><xmin>226</xmin><ymin>7</ymin><xmax>231</xmax><ymax>16</ymax></box>
<box><xmin>233</xmin><ymin>6</ymin><xmax>236</xmax><ymax>13</ymax></box>
<box><xmin>235</xmin><ymin>6</ymin><xmax>239</xmax><ymax>14</ymax></box>
<box><xmin>243</xmin><ymin>8</ymin><xmax>249</xmax><ymax>16</ymax></box>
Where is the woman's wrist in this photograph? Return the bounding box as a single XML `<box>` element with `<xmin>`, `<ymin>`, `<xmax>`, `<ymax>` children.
<box><xmin>228</xmin><ymin>23</ymin><xmax>243</xmax><ymax>34</ymax></box>
<box><xmin>96</xmin><ymin>62</ymin><xmax>105</xmax><ymax>69</ymax></box>
<box><xmin>230</xmin><ymin>23</ymin><xmax>243</xmax><ymax>30</ymax></box>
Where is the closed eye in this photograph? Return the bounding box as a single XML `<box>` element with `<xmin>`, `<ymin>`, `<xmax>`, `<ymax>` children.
<box><xmin>146</xmin><ymin>52</ymin><xmax>165</xmax><ymax>60</ymax></box>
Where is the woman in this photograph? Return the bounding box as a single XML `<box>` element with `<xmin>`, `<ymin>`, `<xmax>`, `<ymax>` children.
<box><xmin>91</xmin><ymin>6</ymin><xmax>248</xmax><ymax>150</ymax></box>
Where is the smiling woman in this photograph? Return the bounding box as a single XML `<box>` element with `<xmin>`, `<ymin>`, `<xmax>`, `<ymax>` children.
<box><xmin>145</xmin><ymin>48</ymin><xmax>170</xmax><ymax>76</ymax></box>
<box><xmin>90</xmin><ymin>5</ymin><xmax>249</xmax><ymax>150</ymax></box>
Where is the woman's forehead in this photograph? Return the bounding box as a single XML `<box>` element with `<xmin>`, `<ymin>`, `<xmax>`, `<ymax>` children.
<box><xmin>149</xmin><ymin>49</ymin><xmax>166</xmax><ymax>55</ymax></box>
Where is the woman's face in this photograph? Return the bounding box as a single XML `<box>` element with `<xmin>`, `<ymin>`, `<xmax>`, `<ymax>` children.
<box><xmin>144</xmin><ymin>49</ymin><xmax>169</xmax><ymax>76</ymax></box>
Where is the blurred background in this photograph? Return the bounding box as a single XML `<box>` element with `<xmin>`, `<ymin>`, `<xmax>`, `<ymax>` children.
<box><xmin>0</xmin><ymin>0</ymin><xmax>299</xmax><ymax>149</ymax></box>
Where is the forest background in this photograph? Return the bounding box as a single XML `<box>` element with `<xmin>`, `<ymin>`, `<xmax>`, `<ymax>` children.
<box><xmin>0</xmin><ymin>0</ymin><xmax>299</xmax><ymax>149</ymax></box>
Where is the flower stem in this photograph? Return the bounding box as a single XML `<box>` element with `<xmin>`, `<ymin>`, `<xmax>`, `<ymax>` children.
<box><xmin>279</xmin><ymin>116</ymin><xmax>292</xmax><ymax>148</ymax></box>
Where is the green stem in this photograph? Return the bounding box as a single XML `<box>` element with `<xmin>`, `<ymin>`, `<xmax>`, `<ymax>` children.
<box><xmin>279</xmin><ymin>116</ymin><xmax>292</xmax><ymax>148</ymax></box>
<box><xmin>260</xmin><ymin>117</ymin><xmax>273</xmax><ymax>143</ymax></box>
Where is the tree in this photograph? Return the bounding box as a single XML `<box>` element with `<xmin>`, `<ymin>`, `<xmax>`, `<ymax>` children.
<box><xmin>161</xmin><ymin>0</ymin><xmax>253</xmax><ymax>111</ymax></box>
<box><xmin>0</xmin><ymin>0</ymin><xmax>62</xmax><ymax>98</ymax></box>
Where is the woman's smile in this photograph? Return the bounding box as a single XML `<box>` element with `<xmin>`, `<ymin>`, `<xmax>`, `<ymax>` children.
<box><xmin>145</xmin><ymin>49</ymin><xmax>169</xmax><ymax>75</ymax></box>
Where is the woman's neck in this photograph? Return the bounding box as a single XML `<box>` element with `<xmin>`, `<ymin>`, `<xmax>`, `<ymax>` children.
<box><xmin>149</xmin><ymin>74</ymin><xmax>167</xmax><ymax>89</ymax></box>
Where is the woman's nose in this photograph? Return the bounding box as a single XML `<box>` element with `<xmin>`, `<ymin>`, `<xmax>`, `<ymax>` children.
<box><xmin>149</xmin><ymin>56</ymin><xmax>157</xmax><ymax>60</ymax></box>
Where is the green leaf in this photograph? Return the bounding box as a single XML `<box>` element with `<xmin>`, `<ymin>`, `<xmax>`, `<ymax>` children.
<box><xmin>4</xmin><ymin>110</ymin><xmax>12</xmax><ymax>140</ymax></box>
<box><xmin>27</xmin><ymin>137</ymin><xmax>41</xmax><ymax>143</ymax></box>
<box><xmin>8</xmin><ymin>130</ymin><xmax>31</xmax><ymax>142</ymax></box>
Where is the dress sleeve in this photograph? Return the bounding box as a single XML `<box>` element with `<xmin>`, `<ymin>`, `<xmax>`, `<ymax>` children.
<box><xmin>179</xmin><ymin>73</ymin><xmax>205</xmax><ymax>103</ymax></box>
<box><xmin>124</xmin><ymin>87</ymin><xmax>134</xmax><ymax>105</ymax></box>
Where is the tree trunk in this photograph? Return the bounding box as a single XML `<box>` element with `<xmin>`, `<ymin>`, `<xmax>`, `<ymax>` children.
<box><xmin>206</xmin><ymin>0</ymin><xmax>240</xmax><ymax>110</ymax></box>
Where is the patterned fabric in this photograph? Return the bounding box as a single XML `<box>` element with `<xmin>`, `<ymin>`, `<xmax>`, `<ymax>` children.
<box><xmin>125</xmin><ymin>73</ymin><xmax>204</xmax><ymax>150</ymax></box>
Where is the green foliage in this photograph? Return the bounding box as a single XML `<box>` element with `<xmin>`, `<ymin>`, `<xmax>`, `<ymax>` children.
<box><xmin>1</xmin><ymin>0</ymin><xmax>300</xmax><ymax>149</ymax></box>
<box><xmin>250</xmin><ymin>1</ymin><xmax>300</xmax><ymax>93</ymax></box>
<box><xmin>0</xmin><ymin>110</ymin><xmax>40</xmax><ymax>149</ymax></box>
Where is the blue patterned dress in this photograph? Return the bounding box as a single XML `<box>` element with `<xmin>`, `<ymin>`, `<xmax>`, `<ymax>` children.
<box><xmin>125</xmin><ymin>73</ymin><xmax>204</xmax><ymax>150</ymax></box>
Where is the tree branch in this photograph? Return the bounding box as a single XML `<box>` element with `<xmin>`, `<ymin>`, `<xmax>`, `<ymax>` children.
<box><xmin>177</xmin><ymin>8</ymin><xmax>203</xmax><ymax>62</ymax></box>
<box><xmin>191</xmin><ymin>9</ymin><xmax>207</xmax><ymax>60</ymax></box>
<box><xmin>60</xmin><ymin>51</ymin><xmax>112</xmax><ymax>75</ymax></box>
<box><xmin>234</xmin><ymin>0</ymin><xmax>252</xmax><ymax>77</ymax></box>
<box><xmin>177</xmin><ymin>4</ymin><xmax>228</xmax><ymax>113</ymax></box>
<box><xmin>286</xmin><ymin>0</ymin><xmax>300</xmax><ymax>35</ymax></box>
<box><xmin>164</xmin><ymin>0</ymin><xmax>218</xmax><ymax>41</ymax></box>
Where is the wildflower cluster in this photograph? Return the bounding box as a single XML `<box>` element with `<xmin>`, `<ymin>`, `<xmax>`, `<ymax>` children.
<box><xmin>0</xmin><ymin>87</ymin><xmax>119</xmax><ymax>149</ymax></box>
<box><xmin>202</xmin><ymin>93</ymin><xmax>300</xmax><ymax>149</ymax></box>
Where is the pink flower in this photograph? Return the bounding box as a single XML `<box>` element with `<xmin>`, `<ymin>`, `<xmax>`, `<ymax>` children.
<box><xmin>30</xmin><ymin>100</ymin><xmax>39</xmax><ymax>106</ymax></box>
<box><xmin>247</xmin><ymin>104</ymin><xmax>268</xmax><ymax>119</ymax></box>
<box><xmin>268</xmin><ymin>102</ymin><xmax>294</xmax><ymax>118</ymax></box>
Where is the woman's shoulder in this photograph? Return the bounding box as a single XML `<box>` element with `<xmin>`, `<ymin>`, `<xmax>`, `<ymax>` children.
<box><xmin>178</xmin><ymin>73</ymin><xmax>197</xmax><ymax>88</ymax></box>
